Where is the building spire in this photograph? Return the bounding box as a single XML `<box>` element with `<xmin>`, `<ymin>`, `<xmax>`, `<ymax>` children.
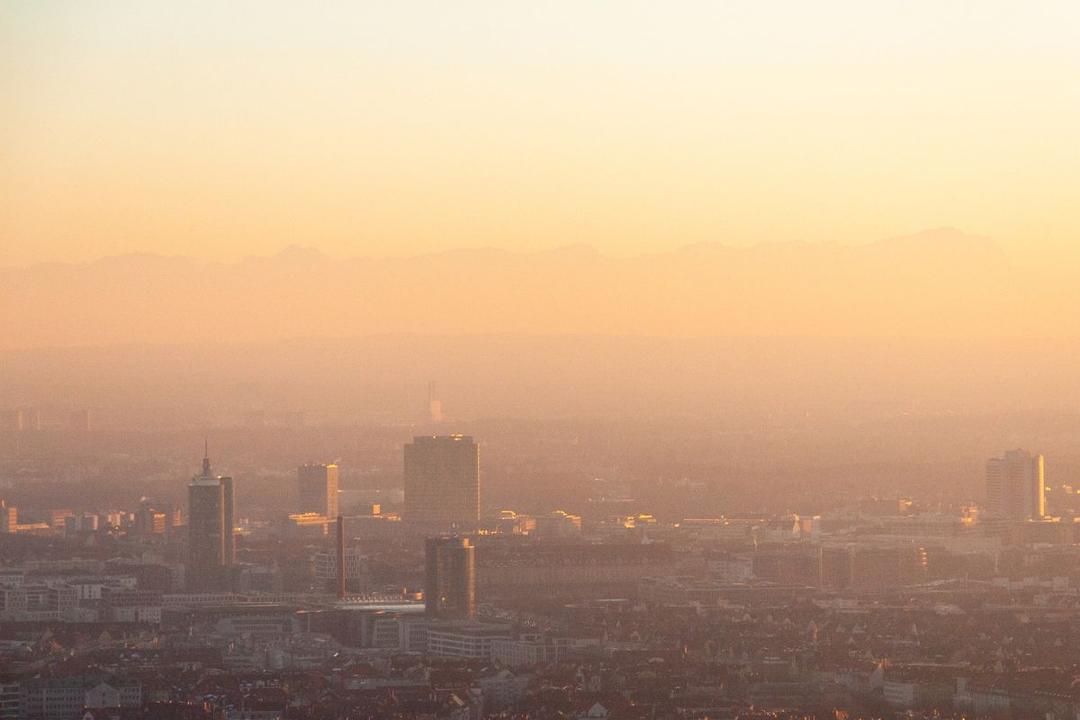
<box><xmin>202</xmin><ymin>437</ymin><xmax>212</xmax><ymax>477</ymax></box>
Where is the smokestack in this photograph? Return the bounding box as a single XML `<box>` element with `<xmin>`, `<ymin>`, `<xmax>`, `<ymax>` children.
<box><xmin>336</xmin><ymin>514</ymin><xmax>346</xmax><ymax>599</ymax></box>
<box><xmin>428</xmin><ymin>381</ymin><xmax>444</xmax><ymax>423</ymax></box>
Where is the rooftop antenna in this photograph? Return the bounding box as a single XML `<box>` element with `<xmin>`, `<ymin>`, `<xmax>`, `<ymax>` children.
<box><xmin>201</xmin><ymin>436</ymin><xmax>212</xmax><ymax>477</ymax></box>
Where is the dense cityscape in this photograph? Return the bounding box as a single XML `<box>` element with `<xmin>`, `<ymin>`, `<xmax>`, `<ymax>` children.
<box><xmin>3</xmin><ymin>404</ymin><xmax>1080</xmax><ymax>720</ymax></box>
<box><xmin>7</xmin><ymin>2</ymin><xmax>1080</xmax><ymax>719</ymax></box>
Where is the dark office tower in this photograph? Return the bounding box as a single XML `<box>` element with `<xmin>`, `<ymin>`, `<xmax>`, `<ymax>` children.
<box><xmin>187</xmin><ymin>447</ymin><xmax>235</xmax><ymax>590</ymax></box>
<box><xmin>404</xmin><ymin>435</ymin><xmax>479</xmax><ymax>532</ymax></box>
<box><xmin>425</xmin><ymin>537</ymin><xmax>476</xmax><ymax>619</ymax></box>
<box><xmin>297</xmin><ymin>463</ymin><xmax>339</xmax><ymax>519</ymax></box>
<box><xmin>986</xmin><ymin>449</ymin><xmax>1045</xmax><ymax>520</ymax></box>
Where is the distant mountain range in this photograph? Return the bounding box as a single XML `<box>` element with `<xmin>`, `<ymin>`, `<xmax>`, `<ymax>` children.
<box><xmin>0</xmin><ymin>228</ymin><xmax>1070</xmax><ymax>349</ymax></box>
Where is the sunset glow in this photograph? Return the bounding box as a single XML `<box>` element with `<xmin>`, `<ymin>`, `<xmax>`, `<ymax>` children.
<box><xmin>4</xmin><ymin>1</ymin><xmax>1080</xmax><ymax>266</ymax></box>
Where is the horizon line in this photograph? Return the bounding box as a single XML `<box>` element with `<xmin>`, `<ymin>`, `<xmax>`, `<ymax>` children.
<box><xmin>0</xmin><ymin>226</ymin><xmax>987</xmax><ymax>270</ymax></box>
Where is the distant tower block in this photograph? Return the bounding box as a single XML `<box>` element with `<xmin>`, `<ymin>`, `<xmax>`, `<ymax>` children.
<box><xmin>428</xmin><ymin>381</ymin><xmax>444</xmax><ymax>423</ymax></box>
<box><xmin>986</xmin><ymin>449</ymin><xmax>1045</xmax><ymax>520</ymax></box>
<box><xmin>425</xmin><ymin>536</ymin><xmax>476</xmax><ymax>619</ymax></box>
<box><xmin>404</xmin><ymin>435</ymin><xmax>479</xmax><ymax>532</ymax></box>
<box><xmin>298</xmin><ymin>463</ymin><xmax>339</xmax><ymax>519</ymax></box>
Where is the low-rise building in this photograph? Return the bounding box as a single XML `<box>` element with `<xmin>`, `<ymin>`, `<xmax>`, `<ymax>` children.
<box><xmin>427</xmin><ymin>622</ymin><xmax>512</xmax><ymax>660</ymax></box>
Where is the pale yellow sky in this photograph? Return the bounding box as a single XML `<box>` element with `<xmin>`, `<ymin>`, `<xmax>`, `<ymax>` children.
<box><xmin>2</xmin><ymin>1</ymin><xmax>1079</xmax><ymax>266</ymax></box>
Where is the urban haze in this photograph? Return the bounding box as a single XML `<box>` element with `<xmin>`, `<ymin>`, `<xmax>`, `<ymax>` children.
<box><xmin>4</xmin><ymin>3</ymin><xmax>1080</xmax><ymax>720</ymax></box>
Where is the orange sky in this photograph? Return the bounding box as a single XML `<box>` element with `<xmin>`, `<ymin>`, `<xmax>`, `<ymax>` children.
<box><xmin>3</xmin><ymin>1</ymin><xmax>1080</xmax><ymax>266</ymax></box>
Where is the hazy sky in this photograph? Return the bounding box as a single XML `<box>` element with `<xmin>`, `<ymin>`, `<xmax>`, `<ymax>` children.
<box><xmin>3</xmin><ymin>1</ymin><xmax>1079</xmax><ymax>266</ymax></box>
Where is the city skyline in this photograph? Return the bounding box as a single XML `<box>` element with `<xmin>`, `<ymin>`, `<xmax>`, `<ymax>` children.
<box><xmin>5</xmin><ymin>3</ymin><xmax>1080</xmax><ymax>718</ymax></box>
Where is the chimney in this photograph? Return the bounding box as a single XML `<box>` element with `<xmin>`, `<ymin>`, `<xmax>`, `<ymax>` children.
<box><xmin>336</xmin><ymin>514</ymin><xmax>346</xmax><ymax>599</ymax></box>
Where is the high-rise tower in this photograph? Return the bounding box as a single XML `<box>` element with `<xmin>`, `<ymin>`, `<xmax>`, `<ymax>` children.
<box><xmin>404</xmin><ymin>435</ymin><xmax>479</xmax><ymax>532</ymax></box>
<box><xmin>187</xmin><ymin>444</ymin><xmax>236</xmax><ymax>590</ymax></box>
<box><xmin>986</xmin><ymin>449</ymin><xmax>1045</xmax><ymax>520</ymax></box>
<box><xmin>424</xmin><ymin>536</ymin><xmax>476</xmax><ymax>619</ymax></box>
<box><xmin>297</xmin><ymin>463</ymin><xmax>339</xmax><ymax>519</ymax></box>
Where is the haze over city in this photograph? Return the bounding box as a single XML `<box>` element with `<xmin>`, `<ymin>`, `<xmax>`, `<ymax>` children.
<box><xmin>4</xmin><ymin>3</ymin><xmax>1080</xmax><ymax>720</ymax></box>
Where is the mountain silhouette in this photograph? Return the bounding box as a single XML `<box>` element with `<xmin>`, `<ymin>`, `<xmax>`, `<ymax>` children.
<box><xmin>0</xmin><ymin>229</ymin><xmax>1061</xmax><ymax>350</ymax></box>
